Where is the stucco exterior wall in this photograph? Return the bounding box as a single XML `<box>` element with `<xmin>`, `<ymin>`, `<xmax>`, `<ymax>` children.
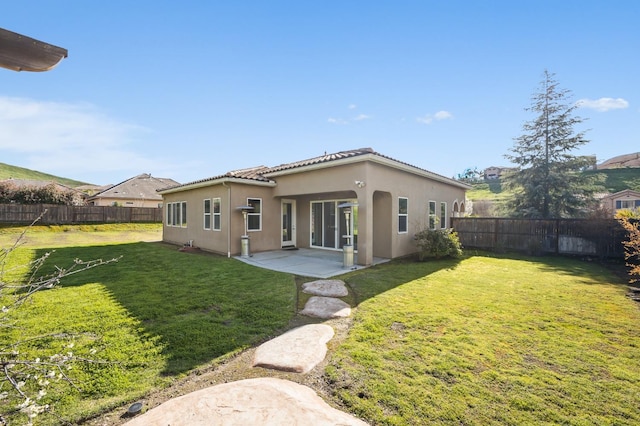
<box><xmin>601</xmin><ymin>190</ymin><xmax>640</xmax><ymax>216</ymax></box>
<box><xmin>161</xmin><ymin>183</ymin><xmax>280</xmax><ymax>256</ymax></box>
<box><xmin>160</xmin><ymin>155</ymin><xmax>468</xmax><ymax>263</ymax></box>
<box><xmin>91</xmin><ymin>197</ymin><xmax>163</xmax><ymax>208</ymax></box>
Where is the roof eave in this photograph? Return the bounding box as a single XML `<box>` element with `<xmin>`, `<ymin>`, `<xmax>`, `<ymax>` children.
<box><xmin>264</xmin><ymin>153</ymin><xmax>471</xmax><ymax>190</ymax></box>
<box><xmin>0</xmin><ymin>28</ymin><xmax>68</xmax><ymax>72</ymax></box>
<box><xmin>158</xmin><ymin>177</ymin><xmax>276</xmax><ymax>195</ymax></box>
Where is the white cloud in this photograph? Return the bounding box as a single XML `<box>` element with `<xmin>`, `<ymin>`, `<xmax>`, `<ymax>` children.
<box><xmin>0</xmin><ymin>96</ymin><xmax>159</xmax><ymax>181</ymax></box>
<box><xmin>417</xmin><ymin>110</ymin><xmax>453</xmax><ymax>124</ymax></box>
<box><xmin>327</xmin><ymin>113</ymin><xmax>371</xmax><ymax>124</ymax></box>
<box><xmin>576</xmin><ymin>97</ymin><xmax>629</xmax><ymax>112</ymax></box>
<box><xmin>348</xmin><ymin>104</ymin><xmax>357</xmax><ymax>110</ymax></box>
<box><xmin>434</xmin><ymin>110</ymin><xmax>453</xmax><ymax>120</ymax></box>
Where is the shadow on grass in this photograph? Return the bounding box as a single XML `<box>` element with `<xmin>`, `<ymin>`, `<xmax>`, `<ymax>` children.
<box><xmin>34</xmin><ymin>242</ymin><xmax>296</xmax><ymax>376</ymax></box>
<box><xmin>341</xmin><ymin>255</ymin><xmax>464</xmax><ymax>305</ymax></box>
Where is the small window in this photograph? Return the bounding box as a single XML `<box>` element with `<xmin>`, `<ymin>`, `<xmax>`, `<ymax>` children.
<box><xmin>440</xmin><ymin>202</ymin><xmax>447</xmax><ymax>229</ymax></box>
<box><xmin>213</xmin><ymin>198</ymin><xmax>221</xmax><ymax>231</ymax></box>
<box><xmin>398</xmin><ymin>197</ymin><xmax>408</xmax><ymax>233</ymax></box>
<box><xmin>428</xmin><ymin>201</ymin><xmax>437</xmax><ymax>230</ymax></box>
<box><xmin>166</xmin><ymin>201</ymin><xmax>187</xmax><ymax>227</ymax></box>
<box><xmin>247</xmin><ymin>198</ymin><xmax>262</xmax><ymax>231</ymax></box>
<box><xmin>204</xmin><ymin>199</ymin><xmax>211</xmax><ymax>230</ymax></box>
<box><xmin>181</xmin><ymin>202</ymin><xmax>187</xmax><ymax>227</ymax></box>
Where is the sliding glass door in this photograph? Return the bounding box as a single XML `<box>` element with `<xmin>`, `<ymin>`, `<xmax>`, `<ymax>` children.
<box><xmin>310</xmin><ymin>200</ymin><xmax>357</xmax><ymax>249</ymax></box>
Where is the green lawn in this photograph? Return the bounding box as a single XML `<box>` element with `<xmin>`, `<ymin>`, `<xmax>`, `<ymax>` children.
<box><xmin>3</xmin><ymin>225</ymin><xmax>639</xmax><ymax>425</ymax></box>
<box><xmin>328</xmin><ymin>255</ymin><xmax>640</xmax><ymax>425</ymax></box>
<box><xmin>0</xmin><ymin>225</ymin><xmax>296</xmax><ymax>425</ymax></box>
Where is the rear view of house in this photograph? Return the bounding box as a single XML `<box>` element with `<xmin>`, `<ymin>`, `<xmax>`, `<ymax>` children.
<box><xmin>158</xmin><ymin>148</ymin><xmax>469</xmax><ymax>266</ymax></box>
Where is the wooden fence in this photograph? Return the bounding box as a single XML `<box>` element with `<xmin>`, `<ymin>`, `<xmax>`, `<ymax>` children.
<box><xmin>451</xmin><ymin>217</ymin><xmax>628</xmax><ymax>258</ymax></box>
<box><xmin>0</xmin><ymin>204</ymin><xmax>163</xmax><ymax>225</ymax></box>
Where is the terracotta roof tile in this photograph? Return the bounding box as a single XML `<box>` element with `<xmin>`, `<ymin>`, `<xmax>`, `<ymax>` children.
<box><xmin>160</xmin><ymin>147</ymin><xmax>466</xmax><ymax>192</ymax></box>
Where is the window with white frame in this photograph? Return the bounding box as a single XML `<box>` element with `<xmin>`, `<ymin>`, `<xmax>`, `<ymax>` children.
<box><xmin>398</xmin><ymin>197</ymin><xmax>408</xmax><ymax>233</ymax></box>
<box><xmin>616</xmin><ymin>200</ymin><xmax>640</xmax><ymax>209</ymax></box>
<box><xmin>247</xmin><ymin>198</ymin><xmax>262</xmax><ymax>231</ymax></box>
<box><xmin>440</xmin><ymin>202</ymin><xmax>447</xmax><ymax>229</ymax></box>
<box><xmin>203</xmin><ymin>199</ymin><xmax>211</xmax><ymax>230</ymax></box>
<box><xmin>213</xmin><ymin>198</ymin><xmax>221</xmax><ymax>230</ymax></box>
<box><xmin>166</xmin><ymin>201</ymin><xmax>187</xmax><ymax>227</ymax></box>
<box><xmin>428</xmin><ymin>200</ymin><xmax>437</xmax><ymax>230</ymax></box>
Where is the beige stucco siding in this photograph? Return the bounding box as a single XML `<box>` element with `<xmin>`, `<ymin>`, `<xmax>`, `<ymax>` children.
<box><xmin>91</xmin><ymin>197</ymin><xmax>162</xmax><ymax>208</ymax></box>
<box><xmin>161</xmin><ymin>183</ymin><xmax>280</xmax><ymax>256</ymax></box>
<box><xmin>160</xmin><ymin>154</ymin><xmax>468</xmax><ymax>263</ymax></box>
<box><xmin>601</xmin><ymin>190</ymin><xmax>640</xmax><ymax>216</ymax></box>
<box><xmin>267</xmin><ymin>160</ymin><xmax>466</xmax><ymax>263</ymax></box>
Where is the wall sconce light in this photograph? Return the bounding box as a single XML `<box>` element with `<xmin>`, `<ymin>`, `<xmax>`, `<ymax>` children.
<box><xmin>355</xmin><ymin>180</ymin><xmax>366</xmax><ymax>188</ymax></box>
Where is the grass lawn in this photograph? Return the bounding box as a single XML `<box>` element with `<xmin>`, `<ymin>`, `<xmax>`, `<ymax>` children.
<box><xmin>3</xmin><ymin>224</ymin><xmax>639</xmax><ymax>425</ymax></box>
<box><xmin>0</xmin><ymin>225</ymin><xmax>296</xmax><ymax>425</ymax></box>
<box><xmin>328</xmin><ymin>255</ymin><xmax>640</xmax><ymax>425</ymax></box>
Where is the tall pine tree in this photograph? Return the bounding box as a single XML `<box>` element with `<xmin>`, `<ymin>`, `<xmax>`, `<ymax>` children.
<box><xmin>504</xmin><ymin>70</ymin><xmax>604</xmax><ymax>218</ymax></box>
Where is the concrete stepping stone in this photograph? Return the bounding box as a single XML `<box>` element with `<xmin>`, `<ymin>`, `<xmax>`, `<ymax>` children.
<box><xmin>252</xmin><ymin>324</ymin><xmax>334</xmax><ymax>373</ymax></box>
<box><xmin>301</xmin><ymin>296</ymin><xmax>351</xmax><ymax>319</ymax></box>
<box><xmin>302</xmin><ymin>279</ymin><xmax>348</xmax><ymax>297</ymax></box>
<box><xmin>124</xmin><ymin>377</ymin><xmax>369</xmax><ymax>425</ymax></box>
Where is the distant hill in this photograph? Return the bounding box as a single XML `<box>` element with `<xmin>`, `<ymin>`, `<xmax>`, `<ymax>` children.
<box><xmin>0</xmin><ymin>162</ymin><xmax>88</xmax><ymax>187</ymax></box>
<box><xmin>597</xmin><ymin>152</ymin><xmax>640</xmax><ymax>169</ymax></box>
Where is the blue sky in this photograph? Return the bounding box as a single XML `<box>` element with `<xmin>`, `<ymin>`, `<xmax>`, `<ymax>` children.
<box><xmin>1</xmin><ymin>1</ymin><xmax>638</xmax><ymax>185</ymax></box>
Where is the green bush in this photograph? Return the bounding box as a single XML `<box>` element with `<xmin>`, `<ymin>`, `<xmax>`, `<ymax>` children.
<box><xmin>414</xmin><ymin>228</ymin><xmax>463</xmax><ymax>260</ymax></box>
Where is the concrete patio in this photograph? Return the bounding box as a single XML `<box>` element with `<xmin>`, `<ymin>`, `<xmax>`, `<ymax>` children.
<box><xmin>235</xmin><ymin>248</ymin><xmax>389</xmax><ymax>278</ymax></box>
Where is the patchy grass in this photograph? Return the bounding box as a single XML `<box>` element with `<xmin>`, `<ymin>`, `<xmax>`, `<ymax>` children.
<box><xmin>1</xmin><ymin>225</ymin><xmax>295</xmax><ymax>425</ymax></box>
<box><xmin>0</xmin><ymin>223</ymin><xmax>162</xmax><ymax>248</ymax></box>
<box><xmin>328</xmin><ymin>255</ymin><xmax>640</xmax><ymax>425</ymax></box>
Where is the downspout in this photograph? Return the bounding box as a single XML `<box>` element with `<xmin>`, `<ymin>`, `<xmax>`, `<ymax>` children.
<box><xmin>223</xmin><ymin>181</ymin><xmax>231</xmax><ymax>258</ymax></box>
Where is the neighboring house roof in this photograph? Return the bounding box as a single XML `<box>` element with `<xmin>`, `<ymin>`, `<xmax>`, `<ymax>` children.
<box><xmin>601</xmin><ymin>189</ymin><xmax>640</xmax><ymax>201</ymax></box>
<box><xmin>159</xmin><ymin>148</ymin><xmax>470</xmax><ymax>194</ymax></box>
<box><xmin>90</xmin><ymin>174</ymin><xmax>180</xmax><ymax>202</ymax></box>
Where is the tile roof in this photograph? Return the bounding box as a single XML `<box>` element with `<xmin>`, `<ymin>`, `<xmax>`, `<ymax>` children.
<box><xmin>159</xmin><ymin>147</ymin><xmax>467</xmax><ymax>192</ymax></box>
<box><xmin>91</xmin><ymin>173</ymin><xmax>180</xmax><ymax>200</ymax></box>
<box><xmin>265</xmin><ymin>147</ymin><xmax>375</xmax><ymax>174</ymax></box>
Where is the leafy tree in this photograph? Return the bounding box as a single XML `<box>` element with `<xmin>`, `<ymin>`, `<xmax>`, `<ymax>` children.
<box><xmin>504</xmin><ymin>70</ymin><xmax>604</xmax><ymax>218</ymax></box>
<box><xmin>616</xmin><ymin>208</ymin><xmax>640</xmax><ymax>283</ymax></box>
<box><xmin>456</xmin><ymin>167</ymin><xmax>483</xmax><ymax>183</ymax></box>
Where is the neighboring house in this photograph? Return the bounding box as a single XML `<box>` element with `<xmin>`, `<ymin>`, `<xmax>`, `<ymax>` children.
<box><xmin>0</xmin><ymin>178</ymin><xmax>86</xmax><ymax>205</ymax></box>
<box><xmin>483</xmin><ymin>166</ymin><xmax>516</xmax><ymax>180</ymax></box>
<box><xmin>158</xmin><ymin>148</ymin><xmax>470</xmax><ymax>266</ymax></box>
<box><xmin>88</xmin><ymin>173</ymin><xmax>180</xmax><ymax>207</ymax></box>
<box><xmin>601</xmin><ymin>189</ymin><xmax>640</xmax><ymax>216</ymax></box>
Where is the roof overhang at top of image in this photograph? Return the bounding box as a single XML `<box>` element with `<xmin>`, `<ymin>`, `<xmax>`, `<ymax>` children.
<box><xmin>0</xmin><ymin>27</ymin><xmax>67</xmax><ymax>72</ymax></box>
